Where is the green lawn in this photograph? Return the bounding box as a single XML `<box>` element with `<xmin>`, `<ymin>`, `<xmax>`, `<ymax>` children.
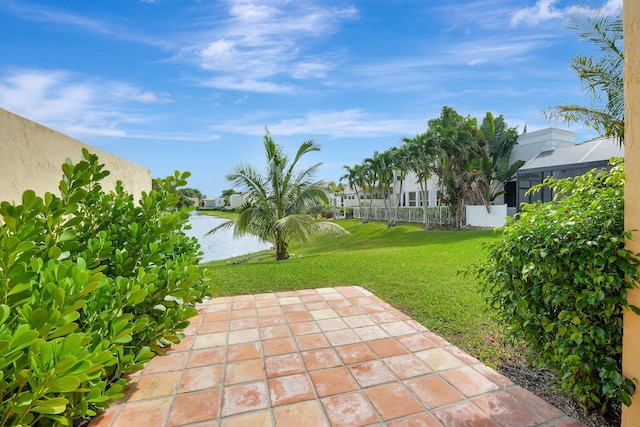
<box><xmin>200</xmin><ymin>215</ymin><xmax>507</xmax><ymax>365</ymax></box>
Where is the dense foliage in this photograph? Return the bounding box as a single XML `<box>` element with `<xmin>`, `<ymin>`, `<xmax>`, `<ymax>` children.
<box><xmin>470</xmin><ymin>159</ymin><xmax>638</xmax><ymax>412</ymax></box>
<box><xmin>0</xmin><ymin>149</ymin><xmax>209</xmax><ymax>426</ymax></box>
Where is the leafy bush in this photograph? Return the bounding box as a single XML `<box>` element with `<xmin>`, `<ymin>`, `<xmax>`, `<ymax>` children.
<box><xmin>0</xmin><ymin>149</ymin><xmax>210</xmax><ymax>426</ymax></box>
<box><xmin>469</xmin><ymin>158</ymin><xmax>638</xmax><ymax>412</ymax></box>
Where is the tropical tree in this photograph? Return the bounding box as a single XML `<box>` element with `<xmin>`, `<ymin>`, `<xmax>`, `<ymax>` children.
<box><xmin>340</xmin><ymin>164</ymin><xmax>365</xmax><ymax>213</ymax></box>
<box><xmin>211</xmin><ymin>131</ymin><xmax>349</xmax><ymax>260</ymax></box>
<box><xmin>477</xmin><ymin>112</ymin><xmax>525</xmax><ymax>204</ymax></box>
<box><xmin>545</xmin><ymin>13</ymin><xmax>623</xmax><ymax>144</ymax></box>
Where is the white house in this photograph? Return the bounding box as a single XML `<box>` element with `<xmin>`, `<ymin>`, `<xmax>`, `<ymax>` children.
<box><xmin>201</xmin><ymin>197</ymin><xmax>225</xmax><ymax>209</ymax></box>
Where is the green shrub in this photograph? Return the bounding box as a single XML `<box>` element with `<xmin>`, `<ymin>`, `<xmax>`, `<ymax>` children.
<box><xmin>0</xmin><ymin>149</ymin><xmax>209</xmax><ymax>426</ymax></box>
<box><xmin>469</xmin><ymin>158</ymin><xmax>638</xmax><ymax>412</ymax></box>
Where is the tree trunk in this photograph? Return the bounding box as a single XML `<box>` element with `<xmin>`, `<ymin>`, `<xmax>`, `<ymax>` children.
<box><xmin>275</xmin><ymin>231</ymin><xmax>289</xmax><ymax>260</ymax></box>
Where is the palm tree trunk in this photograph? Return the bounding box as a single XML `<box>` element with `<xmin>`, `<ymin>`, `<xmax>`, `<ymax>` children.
<box><xmin>275</xmin><ymin>230</ymin><xmax>289</xmax><ymax>260</ymax></box>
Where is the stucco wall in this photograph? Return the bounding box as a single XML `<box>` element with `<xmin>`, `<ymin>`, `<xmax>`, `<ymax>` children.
<box><xmin>0</xmin><ymin>108</ymin><xmax>151</xmax><ymax>204</ymax></box>
<box><xmin>623</xmin><ymin>1</ymin><xmax>640</xmax><ymax>425</ymax></box>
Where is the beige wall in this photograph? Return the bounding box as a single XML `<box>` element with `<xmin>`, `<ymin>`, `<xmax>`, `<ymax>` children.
<box><xmin>0</xmin><ymin>108</ymin><xmax>151</xmax><ymax>204</ymax></box>
<box><xmin>624</xmin><ymin>1</ymin><xmax>640</xmax><ymax>425</ymax></box>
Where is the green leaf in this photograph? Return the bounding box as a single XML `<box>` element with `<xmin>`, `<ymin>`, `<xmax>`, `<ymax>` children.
<box><xmin>49</xmin><ymin>376</ymin><xmax>81</xmax><ymax>393</ymax></box>
<box><xmin>0</xmin><ymin>304</ymin><xmax>10</xmax><ymax>324</ymax></box>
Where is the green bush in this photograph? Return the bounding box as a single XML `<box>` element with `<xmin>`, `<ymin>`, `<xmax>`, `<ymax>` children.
<box><xmin>470</xmin><ymin>158</ymin><xmax>639</xmax><ymax>412</ymax></box>
<box><xmin>0</xmin><ymin>149</ymin><xmax>210</xmax><ymax>426</ymax></box>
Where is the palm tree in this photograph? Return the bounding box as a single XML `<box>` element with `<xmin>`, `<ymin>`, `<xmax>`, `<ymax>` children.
<box><xmin>211</xmin><ymin>130</ymin><xmax>349</xmax><ymax>260</ymax></box>
<box><xmin>545</xmin><ymin>14</ymin><xmax>623</xmax><ymax>144</ymax></box>
<box><xmin>340</xmin><ymin>164</ymin><xmax>365</xmax><ymax>214</ymax></box>
<box><xmin>402</xmin><ymin>132</ymin><xmax>440</xmax><ymax>230</ymax></box>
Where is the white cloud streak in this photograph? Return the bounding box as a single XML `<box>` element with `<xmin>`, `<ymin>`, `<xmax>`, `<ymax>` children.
<box><xmin>511</xmin><ymin>0</ymin><xmax>622</xmax><ymax>27</ymax></box>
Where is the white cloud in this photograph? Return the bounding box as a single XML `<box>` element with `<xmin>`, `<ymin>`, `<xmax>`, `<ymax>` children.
<box><xmin>511</xmin><ymin>0</ymin><xmax>622</xmax><ymax>27</ymax></box>
<box><xmin>182</xmin><ymin>0</ymin><xmax>357</xmax><ymax>91</ymax></box>
<box><xmin>211</xmin><ymin>109</ymin><xmax>425</xmax><ymax>138</ymax></box>
<box><xmin>0</xmin><ymin>68</ymin><xmax>171</xmax><ymax>138</ymax></box>
<box><xmin>510</xmin><ymin>0</ymin><xmax>563</xmax><ymax>27</ymax></box>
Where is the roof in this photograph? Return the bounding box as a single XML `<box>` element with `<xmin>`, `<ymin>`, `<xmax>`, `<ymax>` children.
<box><xmin>519</xmin><ymin>136</ymin><xmax>623</xmax><ymax>172</ymax></box>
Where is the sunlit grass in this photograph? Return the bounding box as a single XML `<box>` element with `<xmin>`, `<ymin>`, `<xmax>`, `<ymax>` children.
<box><xmin>201</xmin><ymin>217</ymin><xmax>509</xmax><ymax>365</ymax></box>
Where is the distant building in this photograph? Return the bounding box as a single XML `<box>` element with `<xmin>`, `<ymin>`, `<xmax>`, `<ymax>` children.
<box><xmin>201</xmin><ymin>197</ymin><xmax>226</xmax><ymax>209</ymax></box>
<box><xmin>229</xmin><ymin>193</ymin><xmax>245</xmax><ymax>209</ymax></box>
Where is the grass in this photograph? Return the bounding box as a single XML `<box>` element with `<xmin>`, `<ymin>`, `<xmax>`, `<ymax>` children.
<box><xmin>200</xmin><ymin>213</ymin><xmax>510</xmax><ymax>365</ymax></box>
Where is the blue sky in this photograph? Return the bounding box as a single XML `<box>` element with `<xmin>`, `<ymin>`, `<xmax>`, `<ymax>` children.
<box><xmin>0</xmin><ymin>0</ymin><xmax>621</xmax><ymax>198</ymax></box>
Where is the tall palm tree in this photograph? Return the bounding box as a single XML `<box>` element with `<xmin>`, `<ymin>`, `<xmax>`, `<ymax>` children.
<box><xmin>402</xmin><ymin>132</ymin><xmax>440</xmax><ymax>229</ymax></box>
<box><xmin>211</xmin><ymin>130</ymin><xmax>349</xmax><ymax>260</ymax></box>
<box><xmin>545</xmin><ymin>14</ymin><xmax>623</xmax><ymax>144</ymax></box>
<box><xmin>340</xmin><ymin>164</ymin><xmax>365</xmax><ymax>213</ymax></box>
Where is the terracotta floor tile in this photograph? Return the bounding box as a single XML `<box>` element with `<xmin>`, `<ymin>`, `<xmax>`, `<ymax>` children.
<box><xmin>367</xmin><ymin>311</ymin><xmax>401</xmax><ymax>324</ymax></box>
<box><xmin>335</xmin><ymin>343</ymin><xmax>377</xmax><ymax>364</ymax></box>
<box><xmin>127</xmin><ymin>371</ymin><xmax>181</xmax><ymax>401</ymax></box>
<box><xmin>290</xmin><ymin>321</ymin><xmax>321</xmax><ymax>336</ymax></box>
<box><xmin>317</xmin><ymin>287</ymin><xmax>339</xmax><ymax>294</ymax></box>
<box><xmin>199</xmin><ymin>321</ymin><xmax>229</xmax><ymax>334</ymax></box>
<box><xmin>260</xmin><ymin>325</ymin><xmax>291</xmax><ymax>340</ymax></box>
<box><xmin>204</xmin><ymin>311</ymin><xmax>229</xmax><ymax>323</ymax></box>
<box><xmin>221</xmin><ymin>381</ymin><xmax>269</xmax><ymax>417</ymax></box>
<box><xmin>256</xmin><ymin>298</ymin><xmax>278</xmax><ymax>308</ymax></box>
<box><xmin>179</xmin><ymin>365</ymin><xmax>223</xmax><ymax>392</ymax></box>
<box><xmin>508</xmin><ymin>386</ymin><xmax>565</xmax><ymax>419</ymax></box>
<box><xmin>473</xmin><ymin>391</ymin><xmax>546</xmax><ymax>427</ymax></box>
<box><xmin>226</xmin><ymin>341</ymin><xmax>261</xmax><ymax>362</ymax></box>
<box><xmin>310</xmin><ymin>309</ymin><xmax>339</xmax><ymax>320</ymax></box>
<box><xmin>552</xmin><ymin>419</ymin><xmax>589</xmax><ymax>427</ymax></box>
<box><xmin>367</xmin><ymin>338</ymin><xmax>409</xmax><ymax>358</ymax></box>
<box><xmin>231</xmin><ymin>294</ymin><xmax>254</xmax><ymax>302</ymax></box>
<box><xmin>273</xmin><ymin>400</ymin><xmax>329</xmax><ymax>427</ymax></box>
<box><xmin>397</xmin><ymin>334</ymin><xmax>437</xmax><ymax>352</ymax></box>
<box><xmin>184</xmin><ymin>320</ymin><xmax>201</xmax><ymax>336</ymax></box>
<box><xmin>263</xmin><ymin>337</ymin><xmax>297</xmax><ymax>356</ymax></box>
<box><xmin>472</xmin><ymin>364</ymin><xmax>514</xmax><ymax>388</ymax></box>
<box><xmin>305</xmin><ymin>301</ymin><xmax>331</xmax><ymax>311</ymax></box>
<box><xmin>415</xmin><ymin>347</ymin><xmax>466</xmax><ymax>371</ymax></box>
<box><xmin>300</xmin><ymin>294</ymin><xmax>324</xmax><ymax>303</ymax></box>
<box><xmin>221</xmin><ymin>410</ymin><xmax>273</xmax><ymax>427</ymax></box>
<box><xmin>349</xmin><ymin>297</ymin><xmax>374</xmax><ymax>306</ymax></box>
<box><xmin>257</xmin><ymin>306</ymin><xmax>282</xmax><ymax>317</ymax></box>
<box><xmin>379</xmin><ymin>321</ymin><xmax>419</xmax><ymax>337</ymax></box>
<box><xmin>225</xmin><ymin>359</ymin><xmax>266</xmax><ymax>385</ymax></box>
<box><xmin>348</xmin><ymin>360</ymin><xmax>397</xmax><ymax>388</ymax></box>
<box><xmin>317</xmin><ymin>317</ymin><xmax>348</xmax><ymax>332</ymax></box>
<box><xmin>423</xmin><ymin>330</ymin><xmax>451</xmax><ymax>346</ymax></box>
<box><xmin>259</xmin><ymin>314</ymin><xmax>286</xmax><ymax>326</ymax></box>
<box><xmin>446</xmin><ymin>345</ymin><xmax>480</xmax><ymax>365</ymax></box>
<box><xmin>227</xmin><ymin>328</ymin><xmax>259</xmax><ymax>345</ymax></box>
<box><xmin>206</xmin><ymin>302</ymin><xmax>230</xmax><ymax>312</ymax></box>
<box><xmin>167</xmin><ymin>388</ymin><xmax>220</xmax><ymax>426</ymax></box>
<box><xmin>232</xmin><ymin>300</ymin><xmax>254</xmax><ymax>310</ymax></box>
<box><xmin>386</xmin><ymin>413</ymin><xmax>441</xmax><ymax>427</ymax></box>
<box><xmin>295</xmin><ymin>333</ymin><xmax>331</xmax><ymax>351</ymax></box>
<box><xmin>302</xmin><ymin>348</ymin><xmax>343</xmax><ymax>371</ymax></box>
<box><xmin>111</xmin><ymin>398</ymin><xmax>171</xmax><ymax>427</ymax></box>
<box><xmin>169</xmin><ymin>336</ymin><xmax>194</xmax><ymax>353</ymax></box>
<box><xmin>321</xmin><ymin>292</ymin><xmax>343</xmax><ymax>301</ymax></box>
<box><xmin>285</xmin><ymin>311</ymin><xmax>313</xmax><ymax>323</ymax></box>
<box><xmin>342</xmin><ymin>314</ymin><xmax>375</xmax><ymax>328</ymax></box>
<box><xmin>276</xmin><ymin>291</ymin><xmax>298</xmax><ymax>297</ymax></box>
<box><xmin>265</xmin><ymin>353</ymin><xmax>306</xmax><ymax>378</ymax></box>
<box><xmin>325</xmin><ymin>329</ymin><xmax>361</xmax><ymax>346</ymax></box>
<box><xmin>334</xmin><ymin>306</ymin><xmax>362</xmax><ymax>316</ymax></box>
<box><xmin>310</xmin><ymin>367</ymin><xmax>359</xmax><ymax>397</ymax></box>
<box><xmin>360</xmin><ymin>304</ymin><xmax>385</xmax><ymax>314</ymax></box>
<box><xmin>230</xmin><ymin>308</ymin><xmax>255</xmax><ymax>319</ymax></box>
<box><xmin>321</xmin><ymin>392</ymin><xmax>380</xmax><ymax>427</ymax></box>
<box><xmin>229</xmin><ymin>317</ymin><xmax>258</xmax><ymax>331</ymax></box>
<box><xmin>441</xmin><ymin>366</ymin><xmax>501</xmax><ymax>397</ymax></box>
<box><xmin>278</xmin><ymin>296</ymin><xmax>302</xmax><ymax>305</ymax></box>
<box><xmin>268</xmin><ymin>373</ymin><xmax>315</xmax><ymax>406</ymax></box>
<box><xmin>432</xmin><ymin>400</ymin><xmax>499</xmax><ymax>427</ymax></box>
<box><xmin>193</xmin><ymin>332</ymin><xmax>227</xmax><ymax>349</ymax></box>
<box><xmin>382</xmin><ymin>354</ymin><xmax>432</xmax><ymax>379</ymax></box>
<box><xmin>365</xmin><ymin>383</ymin><xmax>424</xmax><ymax>421</ymax></box>
<box><xmin>353</xmin><ymin>325</ymin><xmax>390</xmax><ymax>341</ymax></box>
<box><xmin>88</xmin><ymin>405</ymin><xmax>120</xmax><ymax>427</ymax></box>
<box><xmin>188</xmin><ymin>347</ymin><xmax>225</xmax><ymax>368</ymax></box>
<box><xmin>405</xmin><ymin>375</ymin><xmax>464</xmax><ymax>409</ymax></box>
<box><xmin>327</xmin><ymin>298</ymin><xmax>355</xmax><ymax>308</ymax></box>
<box><xmin>143</xmin><ymin>352</ymin><xmax>188</xmax><ymax>374</ymax></box>
<box><xmin>281</xmin><ymin>303</ymin><xmax>307</xmax><ymax>313</ymax></box>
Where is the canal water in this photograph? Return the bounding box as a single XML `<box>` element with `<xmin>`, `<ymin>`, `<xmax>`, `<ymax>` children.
<box><xmin>184</xmin><ymin>213</ymin><xmax>272</xmax><ymax>262</ymax></box>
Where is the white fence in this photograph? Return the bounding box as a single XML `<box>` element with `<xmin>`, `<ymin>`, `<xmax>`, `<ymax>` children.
<box><xmin>352</xmin><ymin>206</ymin><xmax>453</xmax><ymax>226</ymax></box>
<box><xmin>351</xmin><ymin>205</ymin><xmax>508</xmax><ymax>228</ymax></box>
<box><xmin>465</xmin><ymin>204</ymin><xmax>508</xmax><ymax>228</ymax></box>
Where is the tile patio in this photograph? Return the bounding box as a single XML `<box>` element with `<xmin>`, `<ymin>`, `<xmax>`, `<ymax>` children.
<box><xmin>89</xmin><ymin>286</ymin><xmax>586</xmax><ymax>427</ymax></box>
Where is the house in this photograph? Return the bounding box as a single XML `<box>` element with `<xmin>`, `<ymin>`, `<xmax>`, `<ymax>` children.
<box><xmin>229</xmin><ymin>193</ymin><xmax>245</xmax><ymax>209</ymax></box>
<box><xmin>515</xmin><ymin>136</ymin><xmax>623</xmax><ymax>207</ymax></box>
<box><xmin>201</xmin><ymin>197</ymin><xmax>226</xmax><ymax>209</ymax></box>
